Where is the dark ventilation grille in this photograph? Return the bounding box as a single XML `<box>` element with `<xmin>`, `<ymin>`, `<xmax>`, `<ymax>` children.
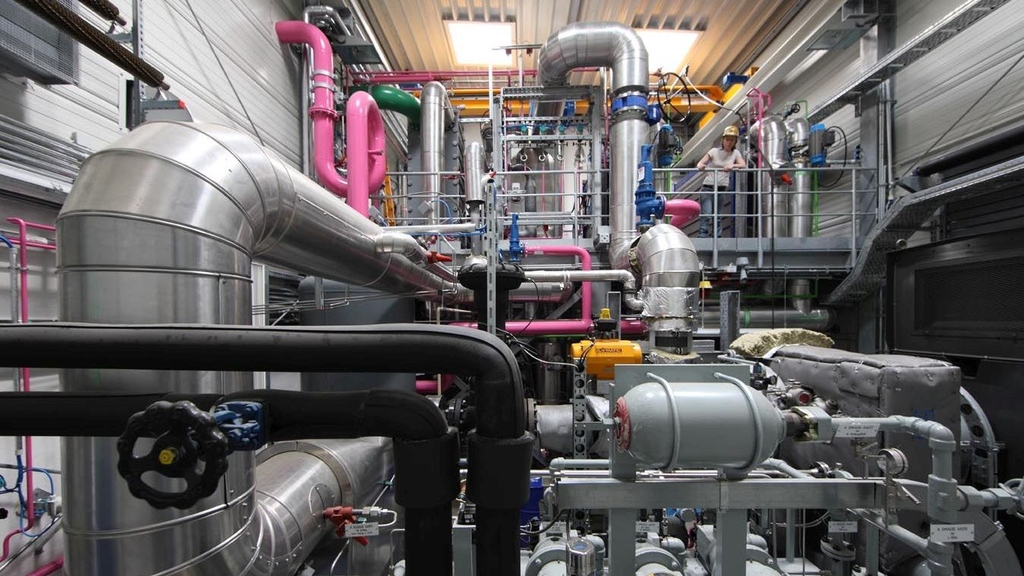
<box><xmin>889</xmin><ymin>229</ymin><xmax>1024</xmax><ymax>360</ymax></box>
<box><xmin>0</xmin><ymin>0</ymin><xmax>78</xmax><ymax>84</ymax></box>
<box><xmin>914</xmin><ymin>257</ymin><xmax>1024</xmax><ymax>336</ymax></box>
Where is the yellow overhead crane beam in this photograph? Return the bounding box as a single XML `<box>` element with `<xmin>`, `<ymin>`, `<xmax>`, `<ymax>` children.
<box><xmin>407</xmin><ymin>86</ymin><xmax>726</xmax><ymax>119</ymax></box>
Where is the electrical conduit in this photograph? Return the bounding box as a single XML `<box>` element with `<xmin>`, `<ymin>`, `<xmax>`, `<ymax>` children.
<box><xmin>275</xmin><ymin>21</ymin><xmax>387</xmax><ymax>216</ymax></box>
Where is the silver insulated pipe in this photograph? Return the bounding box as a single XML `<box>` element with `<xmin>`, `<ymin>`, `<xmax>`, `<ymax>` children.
<box><xmin>536</xmin><ymin>22</ymin><xmax>648</xmax><ymax>270</ymax></box>
<box><xmin>421</xmin><ymin>81</ymin><xmax>455</xmax><ymax>227</ymax></box>
<box><xmin>465</xmin><ymin>140</ymin><xmax>486</xmax><ymax>259</ymax></box>
<box><xmin>750</xmin><ymin>114</ymin><xmax>789</xmax><ymax>238</ymax></box>
<box><xmin>784</xmin><ymin>116</ymin><xmax>813</xmax><ymax>313</ymax></box>
<box><xmin>56</xmin><ymin>121</ymin><xmax>460</xmax><ymax>575</ymax></box>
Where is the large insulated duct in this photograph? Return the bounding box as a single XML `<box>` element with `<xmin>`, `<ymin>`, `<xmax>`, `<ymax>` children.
<box><xmin>634</xmin><ymin>224</ymin><xmax>701</xmax><ymax>334</ymax></box>
<box><xmin>750</xmin><ymin>115</ymin><xmax>789</xmax><ymax>238</ymax></box>
<box><xmin>465</xmin><ymin>141</ymin><xmax>487</xmax><ymax>258</ymax></box>
<box><xmin>421</xmin><ymin>81</ymin><xmax>456</xmax><ymax>227</ymax></box>
<box><xmin>55</xmin><ymin>121</ymin><xmax>470</xmax><ymax>576</ymax></box>
<box><xmin>784</xmin><ymin>116</ymin><xmax>812</xmax><ymax>313</ymax></box>
<box><xmin>536</xmin><ymin>22</ymin><xmax>648</xmax><ymax>270</ymax></box>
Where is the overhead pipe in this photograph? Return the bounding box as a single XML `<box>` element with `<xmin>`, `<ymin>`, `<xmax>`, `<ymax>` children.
<box><xmin>276</xmin><ymin>21</ymin><xmax>387</xmax><ymax>215</ymax></box>
<box><xmin>536</xmin><ymin>23</ymin><xmax>649</xmax><ymax>271</ymax></box>
<box><xmin>364</xmin><ymin>84</ymin><xmax>422</xmax><ymax>125</ymax></box>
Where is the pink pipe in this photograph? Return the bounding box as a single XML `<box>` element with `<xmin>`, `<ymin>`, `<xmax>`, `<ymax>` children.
<box><xmin>454</xmin><ymin>244</ymin><xmax>597</xmax><ymax>336</ymax></box>
<box><xmin>26</xmin><ymin>557</ymin><xmax>63</xmax><ymax>576</ymax></box>
<box><xmin>664</xmin><ymin>199</ymin><xmax>701</xmax><ymax>228</ymax></box>
<box><xmin>5</xmin><ymin>218</ymin><xmax>56</xmax><ymax>529</ymax></box>
<box><xmin>275</xmin><ymin>21</ymin><xmax>387</xmax><ymax>216</ymax></box>
<box><xmin>416</xmin><ymin>375</ymin><xmax>453</xmax><ymax>394</ymax></box>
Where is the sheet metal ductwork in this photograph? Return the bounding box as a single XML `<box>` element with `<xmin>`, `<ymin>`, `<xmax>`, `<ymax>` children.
<box><xmin>537</xmin><ymin>22</ymin><xmax>649</xmax><ymax>271</ymax></box>
<box><xmin>634</xmin><ymin>224</ymin><xmax>701</xmax><ymax>333</ymax></box>
<box><xmin>55</xmin><ymin>121</ymin><xmax>467</xmax><ymax>575</ymax></box>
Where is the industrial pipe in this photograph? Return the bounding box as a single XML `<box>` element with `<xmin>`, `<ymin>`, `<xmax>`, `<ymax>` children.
<box><xmin>827</xmin><ymin>416</ymin><xmax>957</xmax><ymax>576</ymax></box>
<box><xmin>366</xmin><ymin>84</ymin><xmax>422</xmax><ymax>125</ymax></box>
<box><xmin>421</xmin><ymin>82</ymin><xmax>455</xmax><ymax>228</ymax></box>
<box><xmin>455</xmin><ymin>244</ymin><xmax>612</xmax><ymax>336</ymax></box>
<box><xmin>0</xmin><ymin>324</ymin><xmax>523</xmax><ymax>435</ymax></box>
<box><xmin>536</xmin><ymin>22</ymin><xmax>648</xmax><ymax>271</ymax></box>
<box><xmin>465</xmin><ymin>141</ymin><xmax>487</xmax><ymax>258</ymax></box>
<box><xmin>784</xmin><ymin>116</ymin><xmax>813</xmax><ymax>313</ymax></box>
<box><xmin>276</xmin><ymin>21</ymin><xmax>387</xmax><ymax>213</ymax></box>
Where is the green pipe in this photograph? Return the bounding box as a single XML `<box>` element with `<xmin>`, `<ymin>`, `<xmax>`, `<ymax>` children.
<box><xmin>353</xmin><ymin>85</ymin><xmax>421</xmax><ymax>125</ymax></box>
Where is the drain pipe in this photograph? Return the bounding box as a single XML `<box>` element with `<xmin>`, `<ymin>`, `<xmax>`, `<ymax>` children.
<box><xmin>537</xmin><ymin>23</ymin><xmax>648</xmax><ymax>271</ymax></box>
<box><xmin>276</xmin><ymin>21</ymin><xmax>387</xmax><ymax>215</ymax></box>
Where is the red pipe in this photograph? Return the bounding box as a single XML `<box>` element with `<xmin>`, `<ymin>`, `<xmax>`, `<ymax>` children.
<box><xmin>26</xmin><ymin>557</ymin><xmax>63</xmax><ymax>576</ymax></box>
<box><xmin>275</xmin><ymin>21</ymin><xmax>387</xmax><ymax>215</ymax></box>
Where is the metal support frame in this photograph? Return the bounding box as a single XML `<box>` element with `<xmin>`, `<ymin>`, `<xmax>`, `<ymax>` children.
<box><xmin>807</xmin><ymin>0</ymin><xmax>1011</xmax><ymax>124</ymax></box>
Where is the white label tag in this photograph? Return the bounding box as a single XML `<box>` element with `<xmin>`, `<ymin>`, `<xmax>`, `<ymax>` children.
<box><xmin>636</xmin><ymin>521</ymin><xmax>660</xmax><ymax>533</ymax></box>
<box><xmin>835</xmin><ymin>421</ymin><xmax>881</xmax><ymax>438</ymax></box>
<box><xmin>344</xmin><ymin>522</ymin><xmax>379</xmax><ymax>537</ymax></box>
<box><xmin>637</xmin><ymin>167</ymin><xmax>645</xmax><ymax>182</ymax></box>
<box><xmin>930</xmin><ymin>524</ymin><xmax>974</xmax><ymax>543</ymax></box>
<box><xmin>828</xmin><ymin>521</ymin><xmax>858</xmax><ymax>533</ymax></box>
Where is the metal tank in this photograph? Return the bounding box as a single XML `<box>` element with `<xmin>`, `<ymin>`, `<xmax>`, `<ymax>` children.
<box><xmin>614</xmin><ymin>374</ymin><xmax>785</xmax><ymax>477</ymax></box>
<box><xmin>751</xmin><ymin>115</ymin><xmax>789</xmax><ymax>238</ymax></box>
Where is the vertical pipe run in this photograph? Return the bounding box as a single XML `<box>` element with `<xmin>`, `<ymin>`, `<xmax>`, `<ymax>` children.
<box><xmin>276</xmin><ymin>21</ymin><xmax>388</xmax><ymax>214</ymax></box>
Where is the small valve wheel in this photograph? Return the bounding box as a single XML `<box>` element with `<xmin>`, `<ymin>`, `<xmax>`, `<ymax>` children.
<box><xmin>117</xmin><ymin>401</ymin><xmax>230</xmax><ymax>510</ymax></box>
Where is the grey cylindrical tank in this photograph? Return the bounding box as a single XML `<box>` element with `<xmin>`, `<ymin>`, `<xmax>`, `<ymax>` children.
<box><xmin>614</xmin><ymin>375</ymin><xmax>785</xmax><ymax>477</ymax></box>
<box><xmin>298</xmin><ymin>277</ymin><xmax>415</xmax><ymax>392</ymax></box>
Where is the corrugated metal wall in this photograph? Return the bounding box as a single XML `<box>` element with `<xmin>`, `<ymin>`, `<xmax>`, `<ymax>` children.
<box><xmin>0</xmin><ymin>0</ymin><xmax>301</xmax><ymax>173</ymax></box>
<box><xmin>766</xmin><ymin>0</ymin><xmax>1024</xmax><ymax>238</ymax></box>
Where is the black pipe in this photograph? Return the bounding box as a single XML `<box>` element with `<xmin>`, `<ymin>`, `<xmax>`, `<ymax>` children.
<box><xmin>916</xmin><ymin>122</ymin><xmax>1024</xmax><ymax>179</ymax></box>
<box><xmin>0</xmin><ymin>389</ymin><xmax>448</xmax><ymax>441</ymax></box>
<box><xmin>0</xmin><ymin>323</ymin><xmax>524</xmax><ymax>438</ymax></box>
<box><xmin>12</xmin><ymin>0</ymin><xmax>169</xmax><ymax>89</ymax></box>
<box><xmin>0</xmin><ymin>322</ymin><xmax>531</xmax><ymax>575</ymax></box>
<box><xmin>76</xmin><ymin>0</ymin><xmax>127</xmax><ymax>25</ymax></box>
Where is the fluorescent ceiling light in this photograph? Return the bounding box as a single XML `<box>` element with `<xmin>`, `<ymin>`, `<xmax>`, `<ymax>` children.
<box><xmin>445</xmin><ymin>21</ymin><xmax>514</xmax><ymax>66</ymax></box>
<box><xmin>636</xmin><ymin>29</ymin><xmax>702</xmax><ymax>74</ymax></box>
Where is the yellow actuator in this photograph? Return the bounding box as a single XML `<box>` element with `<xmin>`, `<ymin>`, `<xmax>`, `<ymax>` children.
<box><xmin>570</xmin><ymin>308</ymin><xmax>642</xmax><ymax>380</ymax></box>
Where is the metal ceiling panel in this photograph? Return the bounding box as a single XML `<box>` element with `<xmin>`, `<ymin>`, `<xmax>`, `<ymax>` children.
<box><xmin>357</xmin><ymin>0</ymin><xmax>803</xmax><ymax>86</ymax></box>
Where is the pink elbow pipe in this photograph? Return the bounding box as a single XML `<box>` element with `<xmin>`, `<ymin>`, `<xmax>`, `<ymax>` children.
<box><xmin>275</xmin><ymin>21</ymin><xmax>387</xmax><ymax>216</ymax></box>
<box><xmin>454</xmin><ymin>244</ymin><xmax>603</xmax><ymax>336</ymax></box>
<box><xmin>664</xmin><ymin>199</ymin><xmax>701</xmax><ymax>228</ymax></box>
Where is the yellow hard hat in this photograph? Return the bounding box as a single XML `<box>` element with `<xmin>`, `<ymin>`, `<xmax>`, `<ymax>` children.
<box><xmin>723</xmin><ymin>125</ymin><xmax>740</xmax><ymax>138</ymax></box>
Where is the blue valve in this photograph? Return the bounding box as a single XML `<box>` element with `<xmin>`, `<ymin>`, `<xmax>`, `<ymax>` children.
<box><xmin>213</xmin><ymin>401</ymin><xmax>266</xmax><ymax>452</ymax></box>
<box><xmin>635</xmin><ymin>144</ymin><xmax>665</xmax><ymax>229</ymax></box>
<box><xmin>508</xmin><ymin>213</ymin><xmax>526</xmax><ymax>263</ymax></box>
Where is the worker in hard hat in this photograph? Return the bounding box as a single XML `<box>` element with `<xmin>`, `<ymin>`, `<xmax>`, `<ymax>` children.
<box><xmin>695</xmin><ymin>125</ymin><xmax>745</xmax><ymax>238</ymax></box>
